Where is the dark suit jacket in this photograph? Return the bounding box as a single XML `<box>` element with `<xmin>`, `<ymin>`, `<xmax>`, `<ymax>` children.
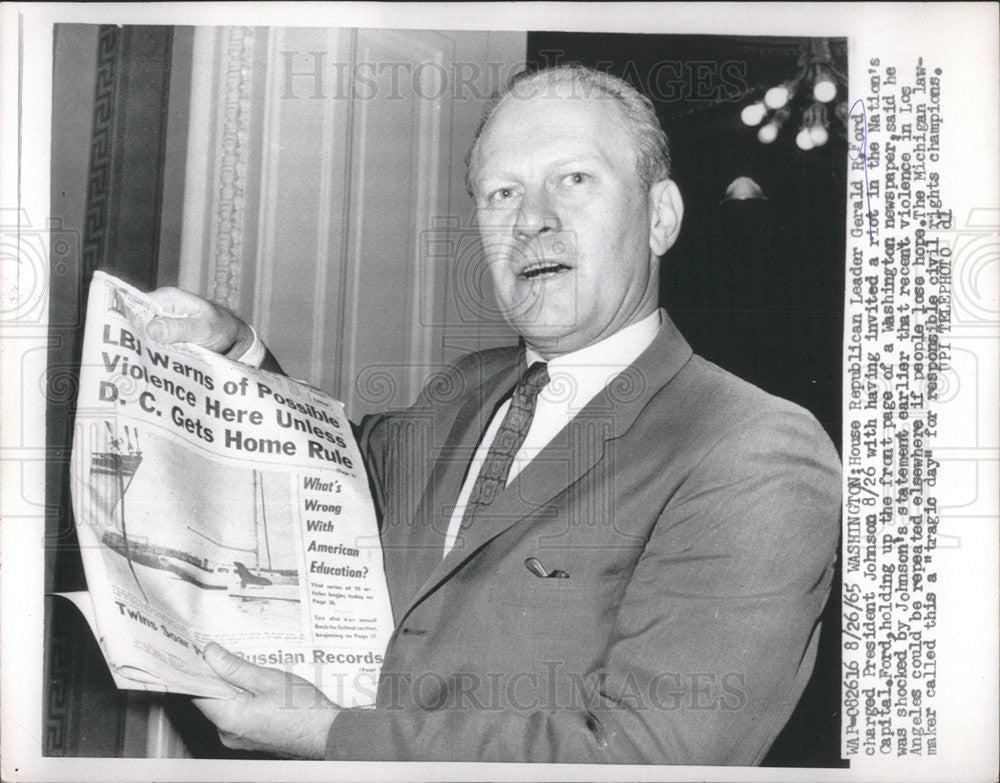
<box><xmin>326</xmin><ymin>313</ymin><xmax>841</xmax><ymax>764</ymax></box>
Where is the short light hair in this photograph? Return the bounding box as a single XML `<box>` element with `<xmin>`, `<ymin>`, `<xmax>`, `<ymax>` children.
<box><xmin>466</xmin><ymin>64</ymin><xmax>672</xmax><ymax>198</ymax></box>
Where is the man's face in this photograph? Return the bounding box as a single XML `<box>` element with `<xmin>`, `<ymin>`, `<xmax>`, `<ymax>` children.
<box><xmin>470</xmin><ymin>85</ymin><xmax>668</xmax><ymax>357</ymax></box>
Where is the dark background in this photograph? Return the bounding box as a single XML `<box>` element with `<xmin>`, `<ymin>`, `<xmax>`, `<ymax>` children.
<box><xmin>526</xmin><ymin>32</ymin><xmax>848</xmax><ymax>768</ymax></box>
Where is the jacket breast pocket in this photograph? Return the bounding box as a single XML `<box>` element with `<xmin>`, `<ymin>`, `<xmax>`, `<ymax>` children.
<box><xmin>493</xmin><ymin>573</ymin><xmax>580</xmax><ymax>610</ymax></box>
<box><xmin>487</xmin><ymin>560</ymin><xmax>625</xmax><ymax>657</ymax></box>
<box><xmin>488</xmin><ymin>577</ymin><xmax>590</xmax><ymax>663</ymax></box>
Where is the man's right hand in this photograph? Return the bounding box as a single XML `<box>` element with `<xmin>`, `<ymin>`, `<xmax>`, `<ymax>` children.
<box><xmin>146</xmin><ymin>287</ymin><xmax>254</xmax><ymax>358</ymax></box>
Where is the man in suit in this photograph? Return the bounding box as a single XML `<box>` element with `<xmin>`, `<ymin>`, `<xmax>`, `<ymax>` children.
<box><xmin>149</xmin><ymin>64</ymin><xmax>841</xmax><ymax>764</ymax></box>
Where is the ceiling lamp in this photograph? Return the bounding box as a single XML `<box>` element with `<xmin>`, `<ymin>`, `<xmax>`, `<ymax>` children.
<box><xmin>721</xmin><ymin>176</ymin><xmax>768</xmax><ymax>202</ymax></box>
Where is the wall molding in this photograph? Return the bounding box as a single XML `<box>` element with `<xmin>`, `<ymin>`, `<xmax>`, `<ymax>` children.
<box><xmin>210</xmin><ymin>26</ymin><xmax>255</xmax><ymax>309</ymax></box>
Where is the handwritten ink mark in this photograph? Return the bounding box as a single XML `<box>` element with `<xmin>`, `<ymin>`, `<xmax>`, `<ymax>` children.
<box><xmin>848</xmin><ymin>98</ymin><xmax>875</xmax><ymax>243</ymax></box>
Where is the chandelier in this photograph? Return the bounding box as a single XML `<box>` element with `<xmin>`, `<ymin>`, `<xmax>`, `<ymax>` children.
<box><xmin>740</xmin><ymin>38</ymin><xmax>847</xmax><ymax>150</ymax></box>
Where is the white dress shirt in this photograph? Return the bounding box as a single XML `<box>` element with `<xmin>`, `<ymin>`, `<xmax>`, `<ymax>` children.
<box><xmin>442</xmin><ymin>310</ymin><xmax>662</xmax><ymax>555</ymax></box>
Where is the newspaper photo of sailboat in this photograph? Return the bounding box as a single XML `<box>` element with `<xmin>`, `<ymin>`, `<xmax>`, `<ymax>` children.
<box><xmin>189</xmin><ymin>470</ymin><xmax>301</xmax><ymax>603</ymax></box>
<box><xmin>86</xmin><ymin>422</ymin><xmax>302</xmax><ymax>624</ymax></box>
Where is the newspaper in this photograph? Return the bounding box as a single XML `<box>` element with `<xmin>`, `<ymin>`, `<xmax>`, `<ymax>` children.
<box><xmin>66</xmin><ymin>271</ymin><xmax>392</xmax><ymax>707</ymax></box>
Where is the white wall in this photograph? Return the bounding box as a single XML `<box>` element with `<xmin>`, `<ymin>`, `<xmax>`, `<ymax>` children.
<box><xmin>177</xmin><ymin>27</ymin><xmax>527</xmax><ymax>419</ymax></box>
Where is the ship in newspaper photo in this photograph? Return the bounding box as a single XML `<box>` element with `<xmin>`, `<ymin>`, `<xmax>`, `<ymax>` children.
<box><xmin>85</xmin><ymin>422</ymin><xmax>303</xmax><ymax>624</ymax></box>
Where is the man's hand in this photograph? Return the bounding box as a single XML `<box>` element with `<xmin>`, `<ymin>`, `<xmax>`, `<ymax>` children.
<box><xmin>192</xmin><ymin>642</ymin><xmax>339</xmax><ymax>759</ymax></box>
<box><xmin>146</xmin><ymin>287</ymin><xmax>254</xmax><ymax>357</ymax></box>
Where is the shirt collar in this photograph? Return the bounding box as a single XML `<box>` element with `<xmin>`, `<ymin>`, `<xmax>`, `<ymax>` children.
<box><xmin>525</xmin><ymin>309</ymin><xmax>662</xmax><ymax>371</ymax></box>
<box><xmin>524</xmin><ymin>310</ymin><xmax>663</xmax><ymax>411</ymax></box>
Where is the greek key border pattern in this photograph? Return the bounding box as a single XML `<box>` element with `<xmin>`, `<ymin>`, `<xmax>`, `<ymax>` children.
<box><xmin>44</xmin><ymin>601</ymin><xmax>78</xmax><ymax>756</ymax></box>
<box><xmin>81</xmin><ymin>25</ymin><xmax>119</xmax><ymax>276</ymax></box>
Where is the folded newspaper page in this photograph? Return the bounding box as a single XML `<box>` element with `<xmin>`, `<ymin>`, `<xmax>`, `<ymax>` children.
<box><xmin>66</xmin><ymin>271</ymin><xmax>392</xmax><ymax>706</ymax></box>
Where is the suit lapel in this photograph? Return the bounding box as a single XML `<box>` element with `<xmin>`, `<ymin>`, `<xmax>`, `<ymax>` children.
<box><xmin>397</xmin><ymin>313</ymin><xmax>694</xmax><ymax>624</ymax></box>
<box><xmin>397</xmin><ymin>351</ymin><xmax>523</xmax><ymax>606</ymax></box>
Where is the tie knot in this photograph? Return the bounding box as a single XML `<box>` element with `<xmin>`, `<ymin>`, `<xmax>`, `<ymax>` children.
<box><xmin>518</xmin><ymin>361</ymin><xmax>550</xmax><ymax>397</ymax></box>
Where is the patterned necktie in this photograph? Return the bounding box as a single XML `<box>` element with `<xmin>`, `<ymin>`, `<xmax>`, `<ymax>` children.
<box><xmin>460</xmin><ymin>361</ymin><xmax>550</xmax><ymax>530</ymax></box>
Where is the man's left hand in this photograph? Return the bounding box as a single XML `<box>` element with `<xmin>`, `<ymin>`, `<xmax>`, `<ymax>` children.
<box><xmin>192</xmin><ymin>642</ymin><xmax>339</xmax><ymax>758</ymax></box>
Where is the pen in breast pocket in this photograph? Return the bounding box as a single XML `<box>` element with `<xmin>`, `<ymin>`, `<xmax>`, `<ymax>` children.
<box><xmin>524</xmin><ymin>557</ymin><xmax>569</xmax><ymax>579</ymax></box>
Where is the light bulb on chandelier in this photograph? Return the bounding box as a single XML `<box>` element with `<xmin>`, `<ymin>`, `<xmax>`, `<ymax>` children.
<box><xmin>758</xmin><ymin>122</ymin><xmax>779</xmax><ymax>144</ymax></box>
<box><xmin>813</xmin><ymin>79</ymin><xmax>837</xmax><ymax>103</ymax></box>
<box><xmin>741</xmin><ymin>102</ymin><xmax>767</xmax><ymax>126</ymax></box>
<box><xmin>764</xmin><ymin>85</ymin><xmax>790</xmax><ymax>110</ymax></box>
<box><xmin>809</xmin><ymin>125</ymin><xmax>829</xmax><ymax>146</ymax></box>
